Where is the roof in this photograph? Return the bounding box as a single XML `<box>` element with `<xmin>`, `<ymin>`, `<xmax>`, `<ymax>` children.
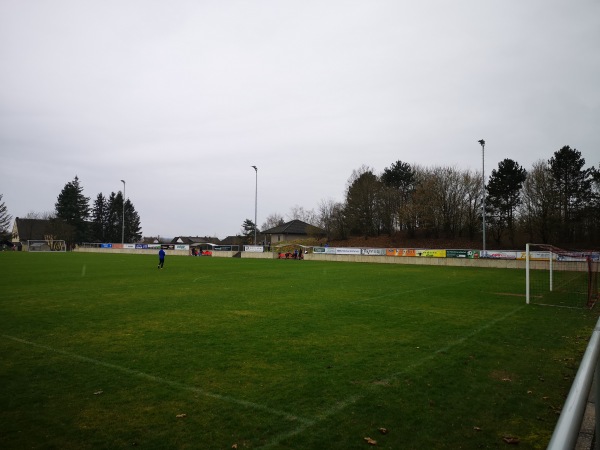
<box><xmin>219</xmin><ymin>235</ymin><xmax>245</xmax><ymax>245</ymax></box>
<box><xmin>12</xmin><ymin>218</ymin><xmax>75</xmax><ymax>242</ymax></box>
<box><xmin>171</xmin><ymin>236</ymin><xmax>221</xmax><ymax>245</ymax></box>
<box><xmin>262</xmin><ymin>219</ymin><xmax>325</xmax><ymax>236</ymax></box>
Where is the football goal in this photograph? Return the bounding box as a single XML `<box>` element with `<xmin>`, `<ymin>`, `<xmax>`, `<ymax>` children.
<box><xmin>525</xmin><ymin>243</ymin><xmax>599</xmax><ymax>309</ymax></box>
<box><xmin>27</xmin><ymin>239</ymin><xmax>67</xmax><ymax>252</ymax></box>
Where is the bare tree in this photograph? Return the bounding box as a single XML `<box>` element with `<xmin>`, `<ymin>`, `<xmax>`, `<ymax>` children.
<box><xmin>287</xmin><ymin>205</ymin><xmax>318</xmax><ymax>225</ymax></box>
<box><xmin>25</xmin><ymin>211</ymin><xmax>56</xmax><ymax>220</ymax></box>
<box><xmin>519</xmin><ymin>160</ymin><xmax>558</xmax><ymax>243</ymax></box>
<box><xmin>317</xmin><ymin>198</ymin><xmax>342</xmax><ymax>239</ymax></box>
<box><xmin>408</xmin><ymin>166</ymin><xmax>479</xmax><ymax>239</ymax></box>
<box><xmin>261</xmin><ymin>213</ymin><xmax>284</xmax><ymax>231</ymax></box>
<box><xmin>462</xmin><ymin>170</ymin><xmax>482</xmax><ymax>241</ymax></box>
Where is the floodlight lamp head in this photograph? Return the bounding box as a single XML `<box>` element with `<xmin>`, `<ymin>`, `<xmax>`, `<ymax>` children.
<box><xmin>478</xmin><ymin>139</ymin><xmax>485</xmax><ymax>147</ymax></box>
<box><xmin>251</xmin><ymin>165</ymin><xmax>257</xmax><ymax>171</ymax></box>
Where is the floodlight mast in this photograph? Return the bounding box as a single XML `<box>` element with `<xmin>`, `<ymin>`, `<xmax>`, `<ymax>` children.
<box><xmin>121</xmin><ymin>179</ymin><xmax>126</xmax><ymax>244</ymax></box>
<box><xmin>251</xmin><ymin>166</ymin><xmax>258</xmax><ymax>245</ymax></box>
<box><xmin>478</xmin><ymin>140</ymin><xmax>486</xmax><ymax>253</ymax></box>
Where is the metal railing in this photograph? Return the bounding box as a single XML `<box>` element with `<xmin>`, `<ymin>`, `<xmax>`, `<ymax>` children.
<box><xmin>547</xmin><ymin>315</ymin><xmax>600</xmax><ymax>449</ymax></box>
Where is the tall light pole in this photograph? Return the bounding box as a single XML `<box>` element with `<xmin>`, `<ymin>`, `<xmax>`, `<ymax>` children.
<box><xmin>251</xmin><ymin>166</ymin><xmax>258</xmax><ymax>245</ymax></box>
<box><xmin>477</xmin><ymin>140</ymin><xmax>486</xmax><ymax>253</ymax></box>
<box><xmin>121</xmin><ymin>179</ymin><xmax>126</xmax><ymax>244</ymax></box>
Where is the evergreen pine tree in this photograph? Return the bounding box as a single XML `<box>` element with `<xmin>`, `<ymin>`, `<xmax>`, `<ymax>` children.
<box><xmin>486</xmin><ymin>159</ymin><xmax>527</xmax><ymax>245</ymax></box>
<box><xmin>91</xmin><ymin>193</ymin><xmax>108</xmax><ymax>242</ymax></box>
<box><xmin>124</xmin><ymin>199</ymin><xmax>143</xmax><ymax>242</ymax></box>
<box><xmin>0</xmin><ymin>194</ymin><xmax>13</xmax><ymax>238</ymax></box>
<box><xmin>55</xmin><ymin>176</ymin><xmax>90</xmax><ymax>243</ymax></box>
<box><xmin>105</xmin><ymin>192</ymin><xmax>122</xmax><ymax>243</ymax></box>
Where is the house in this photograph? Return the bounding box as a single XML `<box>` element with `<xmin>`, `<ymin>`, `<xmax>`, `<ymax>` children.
<box><xmin>11</xmin><ymin>217</ymin><xmax>75</xmax><ymax>250</ymax></box>
<box><xmin>261</xmin><ymin>219</ymin><xmax>326</xmax><ymax>245</ymax></box>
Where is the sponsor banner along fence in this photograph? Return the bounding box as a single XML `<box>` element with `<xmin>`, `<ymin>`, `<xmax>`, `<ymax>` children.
<box><xmin>362</xmin><ymin>248</ymin><xmax>387</xmax><ymax>256</ymax></box>
<box><xmin>313</xmin><ymin>247</ymin><xmax>337</xmax><ymax>254</ymax></box>
<box><xmin>386</xmin><ymin>249</ymin><xmax>416</xmax><ymax>257</ymax></box>
<box><xmin>446</xmin><ymin>250</ymin><xmax>480</xmax><ymax>259</ymax></box>
<box><xmin>415</xmin><ymin>249</ymin><xmax>446</xmax><ymax>258</ymax></box>
<box><xmin>483</xmin><ymin>251</ymin><xmax>519</xmax><ymax>260</ymax></box>
<box><xmin>316</xmin><ymin>247</ymin><xmax>528</xmax><ymax>260</ymax></box>
<box><xmin>244</xmin><ymin>245</ymin><xmax>264</xmax><ymax>253</ymax></box>
<box><xmin>335</xmin><ymin>247</ymin><xmax>362</xmax><ymax>255</ymax></box>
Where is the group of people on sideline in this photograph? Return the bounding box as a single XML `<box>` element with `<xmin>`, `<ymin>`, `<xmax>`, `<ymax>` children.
<box><xmin>158</xmin><ymin>246</ymin><xmax>307</xmax><ymax>267</ymax></box>
<box><xmin>278</xmin><ymin>248</ymin><xmax>304</xmax><ymax>260</ymax></box>
<box><xmin>191</xmin><ymin>248</ymin><xmax>212</xmax><ymax>256</ymax></box>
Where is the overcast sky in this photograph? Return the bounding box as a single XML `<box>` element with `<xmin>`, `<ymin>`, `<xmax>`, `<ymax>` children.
<box><xmin>1</xmin><ymin>1</ymin><xmax>599</xmax><ymax>239</ymax></box>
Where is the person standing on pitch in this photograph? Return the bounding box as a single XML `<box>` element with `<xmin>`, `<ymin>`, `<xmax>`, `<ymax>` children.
<box><xmin>158</xmin><ymin>248</ymin><xmax>166</xmax><ymax>269</ymax></box>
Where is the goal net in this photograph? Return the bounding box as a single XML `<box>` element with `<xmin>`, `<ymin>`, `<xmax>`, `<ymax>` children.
<box><xmin>27</xmin><ymin>239</ymin><xmax>67</xmax><ymax>252</ymax></box>
<box><xmin>525</xmin><ymin>243</ymin><xmax>599</xmax><ymax>308</ymax></box>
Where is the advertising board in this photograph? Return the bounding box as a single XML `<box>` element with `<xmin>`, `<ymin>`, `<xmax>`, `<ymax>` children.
<box><xmin>517</xmin><ymin>251</ymin><xmax>549</xmax><ymax>260</ymax></box>
<box><xmin>363</xmin><ymin>248</ymin><xmax>386</xmax><ymax>256</ymax></box>
<box><xmin>415</xmin><ymin>249</ymin><xmax>446</xmax><ymax>258</ymax></box>
<box><xmin>483</xmin><ymin>251</ymin><xmax>517</xmax><ymax>260</ymax></box>
<box><xmin>335</xmin><ymin>248</ymin><xmax>361</xmax><ymax>255</ymax></box>
<box><xmin>446</xmin><ymin>250</ymin><xmax>478</xmax><ymax>259</ymax></box>
<box><xmin>313</xmin><ymin>247</ymin><xmax>337</xmax><ymax>254</ymax></box>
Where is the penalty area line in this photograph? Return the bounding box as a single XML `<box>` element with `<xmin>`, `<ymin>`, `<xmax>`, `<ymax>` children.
<box><xmin>1</xmin><ymin>334</ymin><xmax>313</xmax><ymax>426</ymax></box>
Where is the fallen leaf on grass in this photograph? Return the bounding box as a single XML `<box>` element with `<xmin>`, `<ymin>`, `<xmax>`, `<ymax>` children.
<box><xmin>232</xmin><ymin>444</ymin><xmax>238</xmax><ymax>449</ymax></box>
<box><xmin>364</xmin><ymin>437</ymin><xmax>377</xmax><ymax>445</ymax></box>
<box><xmin>502</xmin><ymin>377</ymin><xmax>512</xmax><ymax>382</ymax></box>
<box><xmin>503</xmin><ymin>436</ymin><xmax>520</xmax><ymax>445</ymax></box>
<box><xmin>473</xmin><ymin>426</ymin><xmax>482</xmax><ymax>431</ymax></box>
<box><xmin>378</xmin><ymin>427</ymin><xmax>388</xmax><ymax>434</ymax></box>
<box><xmin>93</xmin><ymin>390</ymin><xmax>103</xmax><ymax>395</ymax></box>
<box><xmin>176</xmin><ymin>414</ymin><xmax>187</xmax><ymax>418</ymax></box>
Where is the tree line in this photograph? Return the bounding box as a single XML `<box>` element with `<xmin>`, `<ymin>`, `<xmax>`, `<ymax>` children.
<box><xmin>2</xmin><ymin>146</ymin><xmax>598</xmax><ymax>249</ymax></box>
<box><xmin>258</xmin><ymin>145</ymin><xmax>599</xmax><ymax>248</ymax></box>
<box><xmin>0</xmin><ymin>176</ymin><xmax>143</xmax><ymax>244</ymax></box>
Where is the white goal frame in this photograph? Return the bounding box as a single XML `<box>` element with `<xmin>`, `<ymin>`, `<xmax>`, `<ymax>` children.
<box><xmin>525</xmin><ymin>243</ymin><xmax>599</xmax><ymax>308</ymax></box>
<box><xmin>27</xmin><ymin>239</ymin><xmax>67</xmax><ymax>252</ymax></box>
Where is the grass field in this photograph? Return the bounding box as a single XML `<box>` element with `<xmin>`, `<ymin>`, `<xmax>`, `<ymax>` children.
<box><xmin>0</xmin><ymin>252</ymin><xmax>597</xmax><ymax>449</ymax></box>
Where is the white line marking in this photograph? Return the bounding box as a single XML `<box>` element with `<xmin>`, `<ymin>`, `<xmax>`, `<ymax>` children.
<box><xmin>1</xmin><ymin>334</ymin><xmax>313</xmax><ymax>426</ymax></box>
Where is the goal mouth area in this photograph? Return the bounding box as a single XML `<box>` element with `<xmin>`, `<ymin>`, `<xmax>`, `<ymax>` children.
<box><xmin>525</xmin><ymin>243</ymin><xmax>599</xmax><ymax>309</ymax></box>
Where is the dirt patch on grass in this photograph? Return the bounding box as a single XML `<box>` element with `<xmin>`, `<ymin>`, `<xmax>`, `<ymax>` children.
<box><xmin>489</xmin><ymin>370</ymin><xmax>517</xmax><ymax>383</ymax></box>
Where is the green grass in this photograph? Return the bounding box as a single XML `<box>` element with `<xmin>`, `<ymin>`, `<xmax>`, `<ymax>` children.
<box><xmin>0</xmin><ymin>252</ymin><xmax>596</xmax><ymax>449</ymax></box>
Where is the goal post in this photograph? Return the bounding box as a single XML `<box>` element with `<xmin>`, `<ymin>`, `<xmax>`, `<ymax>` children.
<box><xmin>525</xmin><ymin>243</ymin><xmax>599</xmax><ymax>308</ymax></box>
<box><xmin>27</xmin><ymin>239</ymin><xmax>67</xmax><ymax>252</ymax></box>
